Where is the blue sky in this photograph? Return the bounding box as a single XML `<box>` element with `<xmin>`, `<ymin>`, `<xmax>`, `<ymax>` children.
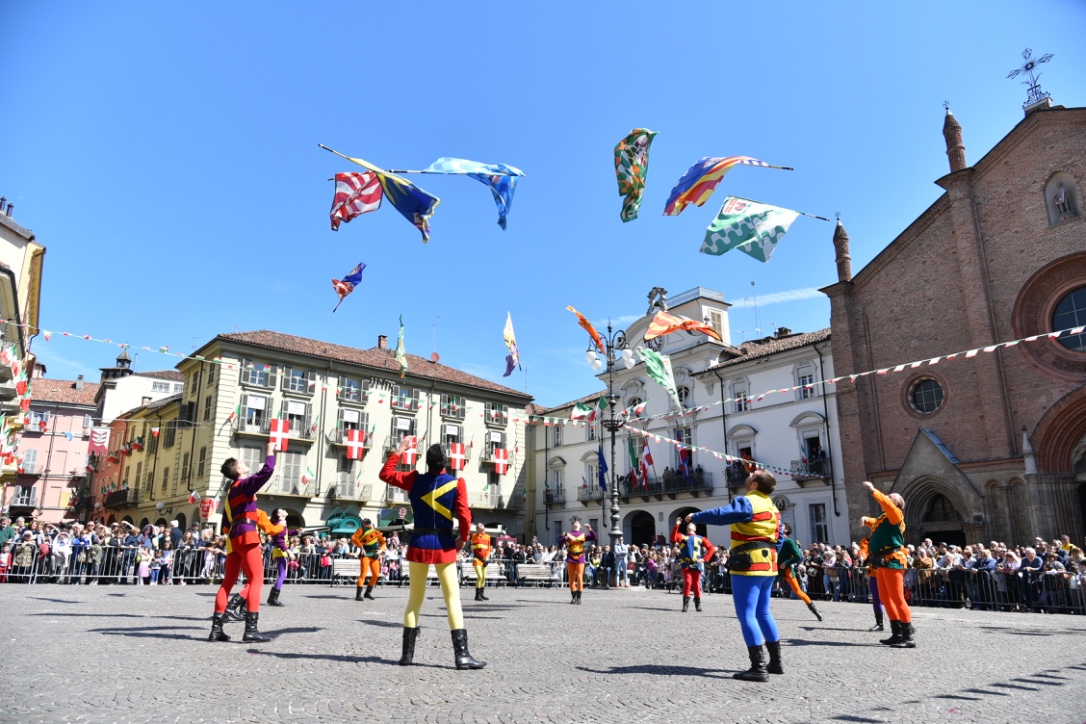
<box><xmin>3</xmin><ymin>2</ymin><xmax>1084</xmax><ymax>408</ymax></box>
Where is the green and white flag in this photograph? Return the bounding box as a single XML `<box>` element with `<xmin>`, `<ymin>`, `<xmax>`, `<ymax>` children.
<box><xmin>395</xmin><ymin>314</ymin><xmax>408</xmax><ymax>379</ymax></box>
<box><xmin>637</xmin><ymin>348</ymin><xmax>681</xmax><ymax>409</ymax></box>
<box><xmin>701</xmin><ymin>196</ymin><xmax>800</xmax><ymax>262</ymax></box>
<box><xmin>569</xmin><ymin>396</ymin><xmax>607</xmax><ymax>422</ymax></box>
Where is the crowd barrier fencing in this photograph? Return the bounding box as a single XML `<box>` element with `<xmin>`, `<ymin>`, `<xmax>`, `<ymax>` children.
<box><xmin>4</xmin><ymin>545</ymin><xmax>1084</xmax><ymax>616</ymax></box>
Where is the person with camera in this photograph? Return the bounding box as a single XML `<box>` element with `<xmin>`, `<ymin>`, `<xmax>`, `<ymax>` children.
<box><xmin>687</xmin><ymin>469</ymin><xmax>783</xmax><ymax>682</ymax></box>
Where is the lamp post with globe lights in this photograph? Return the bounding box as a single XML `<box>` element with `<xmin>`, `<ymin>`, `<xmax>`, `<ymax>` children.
<box><xmin>585</xmin><ymin>323</ymin><xmax>637</xmax><ymax>551</ymax></box>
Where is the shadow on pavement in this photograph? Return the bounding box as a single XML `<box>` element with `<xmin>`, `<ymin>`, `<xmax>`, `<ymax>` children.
<box><xmin>27</xmin><ymin>597</ymin><xmax>81</xmax><ymax>604</ymax></box>
<box><xmin>783</xmin><ymin>638</ymin><xmax>868</xmax><ymax>648</ymax></box>
<box><xmin>576</xmin><ymin>664</ymin><xmax>730</xmax><ymax>679</ymax></box>
<box><xmin>245</xmin><ymin>650</ymin><xmax>388</xmax><ymax>665</ymax></box>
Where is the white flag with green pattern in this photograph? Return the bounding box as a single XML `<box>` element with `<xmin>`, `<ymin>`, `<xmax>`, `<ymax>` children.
<box><xmin>701</xmin><ymin>196</ymin><xmax>800</xmax><ymax>262</ymax></box>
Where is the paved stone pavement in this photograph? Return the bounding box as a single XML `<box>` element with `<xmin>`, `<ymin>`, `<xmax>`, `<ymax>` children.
<box><xmin>2</xmin><ymin>582</ymin><xmax>1085</xmax><ymax>723</ymax></box>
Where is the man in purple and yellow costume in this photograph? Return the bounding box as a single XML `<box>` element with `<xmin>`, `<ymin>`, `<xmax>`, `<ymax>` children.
<box><xmin>559</xmin><ymin>519</ymin><xmax>596</xmax><ymax>604</ymax></box>
<box><xmin>688</xmin><ymin>469</ymin><xmax>784</xmax><ymax>681</ymax></box>
<box><xmin>209</xmin><ymin>439</ymin><xmax>276</xmax><ymax>644</ymax></box>
<box><xmin>380</xmin><ymin>437</ymin><xmax>484</xmax><ymax>669</ymax></box>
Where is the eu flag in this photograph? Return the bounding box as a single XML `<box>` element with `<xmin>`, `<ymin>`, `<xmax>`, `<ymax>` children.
<box><xmin>597</xmin><ymin>444</ymin><xmax>608</xmax><ymax>491</ymax></box>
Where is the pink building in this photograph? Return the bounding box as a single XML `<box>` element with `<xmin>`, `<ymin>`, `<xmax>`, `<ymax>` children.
<box><xmin>4</xmin><ymin>373</ymin><xmax>99</xmax><ymax>524</ymax></box>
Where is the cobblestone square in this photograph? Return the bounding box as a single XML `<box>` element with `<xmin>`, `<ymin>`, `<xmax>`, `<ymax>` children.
<box><xmin>2</xmin><ymin>583</ymin><xmax>1085</xmax><ymax>723</ymax></box>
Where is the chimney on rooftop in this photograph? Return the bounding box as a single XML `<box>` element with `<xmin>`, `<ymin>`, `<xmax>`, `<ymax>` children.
<box><xmin>5</xmin><ymin>203</ymin><xmax>12</xmax><ymax>218</ymax></box>
<box><xmin>776</xmin><ymin>327</ymin><xmax>792</xmax><ymax>338</ymax></box>
<box><xmin>76</xmin><ymin>375</ymin><xmax>84</xmax><ymax>391</ymax></box>
<box><xmin>378</xmin><ymin>335</ymin><xmax>388</xmax><ymax>350</ymax></box>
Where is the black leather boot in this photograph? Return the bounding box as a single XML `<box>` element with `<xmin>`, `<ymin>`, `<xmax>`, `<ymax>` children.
<box><xmin>576</xmin><ymin>591</ymin><xmax>582</xmax><ymax>605</ymax></box>
<box><xmin>364</xmin><ymin>585</ymin><xmax>375</xmax><ymax>600</ymax></box>
<box><xmin>242</xmin><ymin>611</ymin><xmax>270</xmax><ymax>643</ymax></box>
<box><xmin>766</xmin><ymin>640</ymin><xmax>784</xmax><ymax>675</ymax></box>
<box><xmin>571</xmin><ymin>589</ymin><xmax>577</xmax><ymax>604</ymax></box>
<box><xmin>475</xmin><ymin>588</ymin><xmax>483</xmax><ymax>601</ymax></box>
<box><xmin>694</xmin><ymin>597</ymin><xmax>702</xmax><ymax>612</ymax></box>
<box><xmin>399</xmin><ymin>627</ymin><xmax>419</xmax><ymax>665</ymax></box>
<box><xmin>808</xmin><ymin>602</ymin><xmax>823</xmax><ymax>621</ymax></box>
<box><xmin>682</xmin><ymin>596</ymin><xmax>690</xmax><ymax>612</ymax></box>
<box><xmin>880</xmin><ymin>620</ymin><xmax>902</xmax><ymax>645</ymax></box>
<box><xmin>892</xmin><ymin>622</ymin><xmax>916</xmax><ymax>648</ymax></box>
<box><xmin>208</xmin><ymin>613</ymin><xmax>231</xmax><ymax>642</ymax></box>
<box><xmin>733</xmin><ymin>645</ymin><xmax>769</xmax><ymax>682</ymax></box>
<box><xmin>451</xmin><ymin>629</ymin><xmax>486</xmax><ymax>670</ymax></box>
<box><xmin>226</xmin><ymin>593</ymin><xmax>246</xmax><ymax>621</ymax></box>
<box><xmin>478</xmin><ymin>587</ymin><xmax>489</xmax><ymax>601</ymax></box>
<box><xmin>267</xmin><ymin>588</ymin><xmax>284</xmax><ymax>607</ymax></box>
<box><xmin>870</xmin><ymin>611</ymin><xmax>884</xmax><ymax>631</ymax></box>
<box><xmin>356</xmin><ymin>585</ymin><xmax>364</xmax><ymax>601</ymax></box>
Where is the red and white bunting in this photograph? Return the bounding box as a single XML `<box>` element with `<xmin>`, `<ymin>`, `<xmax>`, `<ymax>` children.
<box><xmin>269</xmin><ymin>418</ymin><xmax>290</xmax><ymax>452</ymax></box>
<box><xmin>448</xmin><ymin>442</ymin><xmax>466</xmax><ymax>471</ymax></box>
<box><xmin>345</xmin><ymin>428</ymin><xmax>365</xmax><ymax>460</ymax></box>
<box><xmin>493</xmin><ymin>447</ymin><xmax>509</xmax><ymax>475</ymax></box>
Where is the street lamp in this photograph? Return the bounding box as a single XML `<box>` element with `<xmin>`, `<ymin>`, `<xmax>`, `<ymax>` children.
<box><xmin>586</xmin><ymin>324</ymin><xmax>636</xmax><ymax>548</ymax></box>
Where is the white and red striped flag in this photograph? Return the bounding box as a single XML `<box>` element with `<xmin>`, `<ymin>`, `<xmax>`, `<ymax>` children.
<box><xmin>330</xmin><ymin>172</ymin><xmax>383</xmax><ymax>231</ymax></box>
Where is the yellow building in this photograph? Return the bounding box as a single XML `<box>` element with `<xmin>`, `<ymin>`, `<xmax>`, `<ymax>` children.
<box><xmin>103</xmin><ymin>330</ymin><xmax>533</xmax><ymax>538</ymax></box>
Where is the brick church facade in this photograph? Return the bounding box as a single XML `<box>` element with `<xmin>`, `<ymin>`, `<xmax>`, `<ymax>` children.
<box><xmin>823</xmin><ymin>98</ymin><xmax>1085</xmax><ymax>546</ymax></box>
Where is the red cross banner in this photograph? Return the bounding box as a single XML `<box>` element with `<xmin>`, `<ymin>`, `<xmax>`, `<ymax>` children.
<box><xmin>448</xmin><ymin>442</ymin><xmax>466</xmax><ymax>471</ymax></box>
<box><xmin>199</xmin><ymin>497</ymin><xmax>215</xmax><ymax>519</ymax></box>
<box><xmin>403</xmin><ymin>441</ymin><xmax>418</xmax><ymax>467</ymax></box>
<box><xmin>493</xmin><ymin>447</ymin><xmax>509</xmax><ymax>475</ymax></box>
<box><xmin>269</xmin><ymin>418</ymin><xmax>290</xmax><ymax>452</ymax></box>
<box><xmin>345</xmin><ymin>428</ymin><xmax>366</xmax><ymax>460</ymax></box>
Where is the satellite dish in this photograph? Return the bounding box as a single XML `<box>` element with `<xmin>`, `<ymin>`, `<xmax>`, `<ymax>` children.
<box><xmin>430</xmin><ymin>352</ymin><xmax>440</xmax><ymax>363</ymax></box>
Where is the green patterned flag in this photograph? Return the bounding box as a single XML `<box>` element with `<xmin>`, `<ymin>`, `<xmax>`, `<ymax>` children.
<box><xmin>701</xmin><ymin>196</ymin><xmax>800</xmax><ymax>262</ymax></box>
<box><xmin>637</xmin><ymin>348</ymin><xmax>681</xmax><ymax>409</ymax></box>
<box><xmin>614</xmin><ymin>128</ymin><xmax>657</xmax><ymax>222</ymax></box>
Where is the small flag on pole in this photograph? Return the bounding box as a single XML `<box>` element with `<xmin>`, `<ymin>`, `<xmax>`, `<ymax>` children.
<box><xmin>332</xmin><ymin>262</ymin><xmax>366</xmax><ymax>313</ymax></box>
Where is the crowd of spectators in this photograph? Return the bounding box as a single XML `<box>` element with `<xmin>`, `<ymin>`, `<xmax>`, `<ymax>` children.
<box><xmin>2</xmin><ymin>514</ymin><xmax>1084</xmax><ymax>615</ymax></box>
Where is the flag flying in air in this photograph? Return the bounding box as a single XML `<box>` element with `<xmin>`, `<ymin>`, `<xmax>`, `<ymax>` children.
<box><xmin>637</xmin><ymin>348</ymin><xmax>682</xmax><ymax>409</ymax></box>
<box><xmin>331</xmin><ymin>261</ymin><xmax>366</xmax><ymax>312</ymax></box>
<box><xmin>643</xmin><ymin>310</ymin><xmax>723</xmax><ymax>342</ymax></box>
<box><xmin>640</xmin><ymin>437</ymin><xmax>653</xmax><ymax>489</ymax></box>
<box><xmin>701</xmin><ymin>196</ymin><xmax>801</xmax><ymax>262</ymax></box>
<box><xmin>679</xmin><ymin>446</ymin><xmax>692</xmax><ymax>481</ymax></box>
<box><xmin>421</xmin><ymin>158</ymin><xmax>524</xmax><ymax>230</ymax></box>
<box><xmin>330</xmin><ymin>172</ymin><xmax>383</xmax><ymax>230</ymax></box>
<box><xmin>395</xmin><ymin>315</ymin><xmax>408</xmax><ymax>379</ymax></box>
<box><xmin>567</xmin><ymin>306</ymin><xmax>605</xmax><ymax>353</ymax></box>
<box><xmin>663</xmin><ymin>156</ymin><xmax>774</xmax><ymax>216</ymax></box>
<box><xmin>597</xmin><ymin>443</ymin><xmax>608</xmax><ymax>491</ymax></box>
<box><xmin>614</xmin><ymin>128</ymin><xmax>657</xmax><ymax>222</ymax></box>
<box><xmin>569</xmin><ymin>396</ymin><xmax>606</xmax><ymax>422</ymax></box>
<box><xmin>503</xmin><ymin>312</ymin><xmax>520</xmax><ymax>377</ymax></box>
<box><xmin>321</xmin><ymin>146</ymin><xmax>440</xmax><ymax>242</ymax></box>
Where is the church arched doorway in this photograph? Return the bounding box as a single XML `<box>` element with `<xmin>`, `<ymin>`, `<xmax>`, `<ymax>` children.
<box><xmin>919</xmin><ymin>494</ymin><xmax>967</xmax><ymax>548</ymax></box>
<box><xmin>629</xmin><ymin>511</ymin><xmax>655</xmax><ymax>547</ymax></box>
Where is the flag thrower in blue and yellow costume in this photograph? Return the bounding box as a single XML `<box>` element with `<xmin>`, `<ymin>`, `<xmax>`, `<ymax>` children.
<box><xmin>690</xmin><ymin>470</ymin><xmax>784</xmax><ymax>682</ymax></box>
<box><xmin>380</xmin><ymin>437</ymin><xmax>484</xmax><ymax>670</ymax></box>
<box><xmin>671</xmin><ymin>518</ymin><xmax>716</xmax><ymax>613</ymax></box>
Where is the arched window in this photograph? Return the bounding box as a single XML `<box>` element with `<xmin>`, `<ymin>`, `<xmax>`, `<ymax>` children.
<box><xmin>677</xmin><ymin>386</ymin><xmax>691</xmax><ymax>407</ymax></box>
<box><xmin>923</xmin><ymin>494</ymin><xmax>962</xmax><ymax>523</ymax></box>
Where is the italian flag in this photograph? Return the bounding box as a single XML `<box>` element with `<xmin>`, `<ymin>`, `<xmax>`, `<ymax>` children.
<box><xmin>569</xmin><ymin>402</ymin><xmax>593</xmax><ymax>421</ymax></box>
<box><xmin>301</xmin><ymin>467</ymin><xmax>315</xmax><ymax>487</ymax></box>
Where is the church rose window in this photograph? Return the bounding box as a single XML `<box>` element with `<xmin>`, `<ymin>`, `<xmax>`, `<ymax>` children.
<box><xmin>909</xmin><ymin>379</ymin><xmax>944</xmax><ymax>414</ymax></box>
<box><xmin>1052</xmin><ymin>286</ymin><xmax>1086</xmax><ymax>352</ymax></box>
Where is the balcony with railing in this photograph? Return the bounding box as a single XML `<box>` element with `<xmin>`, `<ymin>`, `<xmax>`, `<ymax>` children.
<box><xmin>263</xmin><ymin>474</ymin><xmax>315</xmax><ymax>497</ymax></box>
<box><xmin>577</xmin><ymin>485</ymin><xmax>605</xmax><ymax>504</ymax></box>
<box><xmin>327</xmin><ymin>482</ymin><xmax>372</xmax><ymax>502</ymax></box>
<box><xmin>468</xmin><ymin>489</ymin><xmax>499</xmax><ymax>509</ymax></box>
<box><xmin>384</xmin><ymin>486</ymin><xmax>409</xmax><ymax>504</ymax></box>
<box><xmin>104</xmin><ymin>488</ymin><xmax>140</xmax><ymax>508</ymax></box>
<box><xmin>330</xmin><ymin>428</ymin><xmax>371</xmax><ymax>449</ymax></box>
<box><xmin>544</xmin><ymin>487</ymin><xmax>566</xmax><ymax>506</ymax></box>
<box><xmin>790</xmin><ymin>457</ymin><xmax>830</xmax><ymax>486</ymax></box>
<box><xmin>236</xmin><ymin>416</ymin><xmax>315</xmax><ymax>440</ymax></box>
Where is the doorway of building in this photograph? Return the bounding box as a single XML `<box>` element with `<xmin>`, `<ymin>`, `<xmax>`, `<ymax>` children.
<box><xmin>630</xmin><ymin>511</ymin><xmax>656</xmax><ymax>547</ymax></box>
